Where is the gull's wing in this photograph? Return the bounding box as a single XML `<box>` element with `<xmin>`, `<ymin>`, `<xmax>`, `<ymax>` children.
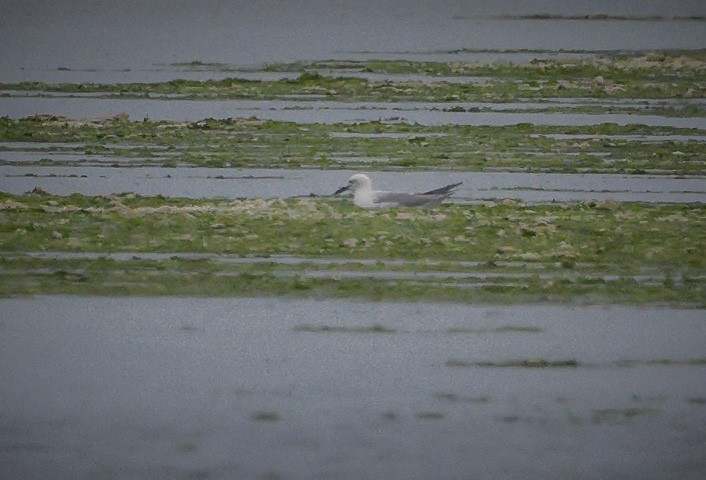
<box><xmin>373</xmin><ymin>191</ymin><xmax>449</xmax><ymax>207</ymax></box>
<box><xmin>420</xmin><ymin>182</ymin><xmax>462</xmax><ymax>196</ymax></box>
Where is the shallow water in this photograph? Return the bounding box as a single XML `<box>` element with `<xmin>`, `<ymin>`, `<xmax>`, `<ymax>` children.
<box><xmin>1</xmin><ymin>4</ymin><xmax>704</xmax><ymax>478</ymax></box>
<box><xmin>1</xmin><ymin>166</ymin><xmax>704</xmax><ymax>203</ymax></box>
<box><xmin>2</xmin><ymin>1</ymin><xmax>705</xmax><ymax>82</ymax></box>
<box><xmin>0</xmin><ymin>67</ymin><xmax>493</xmax><ymax>85</ymax></box>
<box><xmin>1</xmin><ymin>296</ymin><xmax>704</xmax><ymax>480</ymax></box>
<box><xmin>3</xmin><ymin>251</ymin><xmax>679</xmax><ymax>288</ymax></box>
<box><xmin>2</xmin><ymin>96</ymin><xmax>704</xmax><ymax>128</ymax></box>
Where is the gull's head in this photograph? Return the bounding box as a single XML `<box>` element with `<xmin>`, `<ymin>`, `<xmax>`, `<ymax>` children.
<box><xmin>334</xmin><ymin>173</ymin><xmax>373</xmax><ymax>195</ymax></box>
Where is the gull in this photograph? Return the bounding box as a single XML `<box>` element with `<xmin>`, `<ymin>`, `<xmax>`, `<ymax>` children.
<box><xmin>333</xmin><ymin>173</ymin><xmax>461</xmax><ymax>209</ymax></box>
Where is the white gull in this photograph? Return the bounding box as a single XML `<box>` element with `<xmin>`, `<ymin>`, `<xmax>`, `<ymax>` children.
<box><xmin>333</xmin><ymin>173</ymin><xmax>461</xmax><ymax>209</ymax></box>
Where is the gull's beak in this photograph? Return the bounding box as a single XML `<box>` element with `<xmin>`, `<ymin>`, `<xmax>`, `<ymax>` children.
<box><xmin>333</xmin><ymin>184</ymin><xmax>350</xmax><ymax>196</ymax></box>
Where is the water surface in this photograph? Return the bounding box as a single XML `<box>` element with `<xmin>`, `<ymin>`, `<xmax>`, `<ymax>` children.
<box><xmin>1</xmin><ymin>296</ymin><xmax>704</xmax><ymax>479</ymax></box>
<box><xmin>2</xmin><ymin>166</ymin><xmax>704</xmax><ymax>203</ymax></box>
<box><xmin>2</xmin><ymin>97</ymin><xmax>704</xmax><ymax>128</ymax></box>
<box><xmin>2</xmin><ymin>1</ymin><xmax>705</xmax><ymax>82</ymax></box>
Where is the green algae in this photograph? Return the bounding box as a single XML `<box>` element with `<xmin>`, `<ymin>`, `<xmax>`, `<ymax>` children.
<box><xmin>488</xmin><ymin>14</ymin><xmax>706</xmax><ymax>21</ymax></box>
<box><xmin>614</xmin><ymin>358</ymin><xmax>706</xmax><ymax>367</ymax></box>
<box><xmin>430</xmin><ymin>325</ymin><xmax>544</xmax><ymax>334</ymax></box>
<box><xmin>3</xmin><ymin>51</ymin><xmax>704</xmax><ymax>101</ymax></box>
<box><xmin>0</xmin><ymin>53</ymin><xmax>702</xmax><ymax>309</ymax></box>
<box><xmin>414</xmin><ymin>412</ymin><xmax>445</xmax><ymax>420</ymax></box>
<box><xmin>1</xmin><ymin>117</ymin><xmax>704</xmax><ymax>174</ymax></box>
<box><xmin>268</xmin><ymin>51</ymin><xmax>705</xmax><ymax>82</ymax></box>
<box><xmin>0</xmin><ymin>256</ymin><xmax>701</xmax><ymax>305</ymax></box>
<box><xmin>433</xmin><ymin>393</ymin><xmax>490</xmax><ymax>404</ymax></box>
<box><xmin>446</xmin><ymin>358</ymin><xmax>706</xmax><ymax>369</ymax></box>
<box><xmin>251</xmin><ymin>411</ymin><xmax>280</xmax><ymax>422</ymax></box>
<box><xmin>1</xmin><ymin>193</ymin><xmax>704</xmax><ymax>269</ymax></box>
<box><xmin>446</xmin><ymin>359</ymin><xmax>580</xmax><ymax>368</ymax></box>
<box><xmin>0</xmin><ymin>192</ymin><xmax>703</xmax><ymax>305</ymax></box>
<box><xmin>292</xmin><ymin>324</ymin><xmax>396</xmax><ymax>333</ymax></box>
<box><xmin>591</xmin><ymin>408</ymin><xmax>659</xmax><ymax>425</ymax></box>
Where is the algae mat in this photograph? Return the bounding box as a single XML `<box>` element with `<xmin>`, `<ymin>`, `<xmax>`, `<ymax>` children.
<box><xmin>1</xmin><ymin>192</ymin><xmax>704</xmax><ymax>305</ymax></box>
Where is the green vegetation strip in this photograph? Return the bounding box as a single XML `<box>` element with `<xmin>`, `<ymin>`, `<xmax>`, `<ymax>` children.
<box><xmin>2</xmin><ymin>52</ymin><xmax>704</xmax><ymax>101</ymax></box>
<box><xmin>292</xmin><ymin>324</ymin><xmax>542</xmax><ymax>334</ymax></box>
<box><xmin>0</xmin><ymin>192</ymin><xmax>703</xmax><ymax>304</ymax></box>
<box><xmin>487</xmin><ymin>14</ymin><xmax>706</xmax><ymax>21</ymax></box>
<box><xmin>447</xmin><ymin>359</ymin><xmax>580</xmax><ymax>368</ymax></box>
<box><xmin>445</xmin><ymin>358</ymin><xmax>706</xmax><ymax>368</ymax></box>
<box><xmin>293</xmin><ymin>324</ymin><xmax>396</xmax><ymax>333</ymax></box>
<box><xmin>1</xmin><ymin>117</ymin><xmax>704</xmax><ymax>174</ymax></box>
